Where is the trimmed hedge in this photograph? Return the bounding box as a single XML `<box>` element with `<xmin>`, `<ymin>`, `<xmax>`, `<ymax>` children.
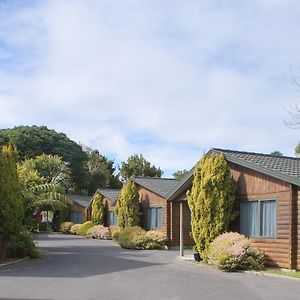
<box><xmin>77</xmin><ymin>221</ymin><xmax>94</xmax><ymax>236</ymax></box>
<box><xmin>117</xmin><ymin>226</ymin><xmax>167</xmax><ymax>250</ymax></box>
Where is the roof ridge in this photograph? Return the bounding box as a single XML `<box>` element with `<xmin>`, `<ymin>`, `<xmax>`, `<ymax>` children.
<box><xmin>213</xmin><ymin>148</ymin><xmax>299</xmax><ymax>160</ymax></box>
<box><xmin>97</xmin><ymin>188</ymin><xmax>121</xmax><ymax>191</ymax></box>
<box><xmin>133</xmin><ymin>176</ymin><xmax>179</xmax><ymax>181</ymax></box>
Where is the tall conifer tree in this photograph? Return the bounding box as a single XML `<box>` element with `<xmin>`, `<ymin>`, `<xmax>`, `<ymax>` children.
<box><xmin>115</xmin><ymin>182</ymin><xmax>140</xmax><ymax>228</ymax></box>
<box><xmin>0</xmin><ymin>145</ymin><xmax>23</xmax><ymax>238</ymax></box>
<box><xmin>91</xmin><ymin>194</ymin><xmax>105</xmax><ymax>225</ymax></box>
<box><xmin>187</xmin><ymin>154</ymin><xmax>236</xmax><ymax>259</ymax></box>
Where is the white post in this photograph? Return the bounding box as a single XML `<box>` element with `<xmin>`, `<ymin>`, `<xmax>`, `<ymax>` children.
<box><xmin>180</xmin><ymin>201</ymin><xmax>184</xmax><ymax>257</ymax></box>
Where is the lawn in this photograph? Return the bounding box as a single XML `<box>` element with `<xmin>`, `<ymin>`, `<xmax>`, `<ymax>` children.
<box><xmin>265</xmin><ymin>269</ymin><xmax>300</xmax><ymax>279</ymax></box>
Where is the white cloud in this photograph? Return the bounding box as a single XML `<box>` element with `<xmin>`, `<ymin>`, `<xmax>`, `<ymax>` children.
<box><xmin>1</xmin><ymin>0</ymin><xmax>300</xmax><ymax>176</ymax></box>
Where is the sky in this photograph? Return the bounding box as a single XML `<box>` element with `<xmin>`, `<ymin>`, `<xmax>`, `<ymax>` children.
<box><xmin>1</xmin><ymin>0</ymin><xmax>300</xmax><ymax>177</ymax></box>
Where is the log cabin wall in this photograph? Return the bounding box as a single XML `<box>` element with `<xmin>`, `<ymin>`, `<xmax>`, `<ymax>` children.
<box><xmin>228</xmin><ymin>162</ymin><xmax>293</xmax><ymax>269</ymax></box>
<box><xmin>138</xmin><ymin>187</ymin><xmax>168</xmax><ymax>237</ymax></box>
<box><xmin>169</xmin><ymin>192</ymin><xmax>194</xmax><ymax>246</ymax></box>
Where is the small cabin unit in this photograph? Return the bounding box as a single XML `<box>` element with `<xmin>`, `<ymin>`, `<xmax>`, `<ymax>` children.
<box><xmin>173</xmin><ymin>148</ymin><xmax>300</xmax><ymax>270</ymax></box>
<box><xmin>67</xmin><ymin>194</ymin><xmax>90</xmax><ymax>224</ymax></box>
<box><xmin>87</xmin><ymin>189</ymin><xmax>120</xmax><ymax>228</ymax></box>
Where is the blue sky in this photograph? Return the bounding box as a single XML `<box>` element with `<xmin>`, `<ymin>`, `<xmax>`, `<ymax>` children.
<box><xmin>1</xmin><ymin>0</ymin><xmax>300</xmax><ymax>177</ymax></box>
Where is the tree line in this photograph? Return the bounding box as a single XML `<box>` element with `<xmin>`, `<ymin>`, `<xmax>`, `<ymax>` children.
<box><xmin>0</xmin><ymin>126</ymin><xmax>171</xmax><ymax>195</ymax></box>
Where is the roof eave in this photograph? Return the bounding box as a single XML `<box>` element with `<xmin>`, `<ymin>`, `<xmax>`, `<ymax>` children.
<box><xmin>222</xmin><ymin>153</ymin><xmax>300</xmax><ymax>187</ymax></box>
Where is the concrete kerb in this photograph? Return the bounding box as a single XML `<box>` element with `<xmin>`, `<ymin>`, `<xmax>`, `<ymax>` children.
<box><xmin>0</xmin><ymin>257</ymin><xmax>30</xmax><ymax>268</ymax></box>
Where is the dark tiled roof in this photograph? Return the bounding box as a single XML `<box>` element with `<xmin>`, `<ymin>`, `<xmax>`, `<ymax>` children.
<box><xmin>132</xmin><ymin>177</ymin><xmax>180</xmax><ymax>198</ymax></box>
<box><xmin>97</xmin><ymin>189</ymin><xmax>121</xmax><ymax>205</ymax></box>
<box><xmin>166</xmin><ymin>169</ymin><xmax>194</xmax><ymax>201</ymax></box>
<box><xmin>167</xmin><ymin>148</ymin><xmax>300</xmax><ymax>200</ymax></box>
<box><xmin>211</xmin><ymin>148</ymin><xmax>300</xmax><ymax>187</ymax></box>
<box><xmin>67</xmin><ymin>194</ymin><xmax>91</xmax><ymax>208</ymax></box>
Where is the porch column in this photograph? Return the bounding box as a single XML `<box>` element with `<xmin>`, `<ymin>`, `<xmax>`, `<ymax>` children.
<box><xmin>180</xmin><ymin>201</ymin><xmax>184</xmax><ymax>257</ymax></box>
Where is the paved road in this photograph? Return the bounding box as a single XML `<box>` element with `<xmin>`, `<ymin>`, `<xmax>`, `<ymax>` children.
<box><xmin>0</xmin><ymin>233</ymin><xmax>300</xmax><ymax>300</ymax></box>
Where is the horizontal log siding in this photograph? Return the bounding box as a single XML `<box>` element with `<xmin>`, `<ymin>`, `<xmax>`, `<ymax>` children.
<box><xmin>169</xmin><ymin>200</ymin><xmax>194</xmax><ymax>246</ymax></box>
<box><xmin>138</xmin><ymin>187</ymin><xmax>168</xmax><ymax>237</ymax></box>
<box><xmin>229</xmin><ymin>162</ymin><xmax>292</xmax><ymax>269</ymax></box>
<box><xmin>296</xmin><ymin>188</ymin><xmax>300</xmax><ymax>270</ymax></box>
<box><xmin>69</xmin><ymin>202</ymin><xmax>87</xmax><ymax>223</ymax></box>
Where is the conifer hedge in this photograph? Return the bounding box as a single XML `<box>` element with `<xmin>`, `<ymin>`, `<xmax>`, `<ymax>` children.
<box><xmin>187</xmin><ymin>154</ymin><xmax>236</xmax><ymax>259</ymax></box>
<box><xmin>115</xmin><ymin>182</ymin><xmax>140</xmax><ymax>228</ymax></box>
<box><xmin>0</xmin><ymin>144</ymin><xmax>23</xmax><ymax>238</ymax></box>
<box><xmin>91</xmin><ymin>194</ymin><xmax>105</xmax><ymax>225</ymax></box>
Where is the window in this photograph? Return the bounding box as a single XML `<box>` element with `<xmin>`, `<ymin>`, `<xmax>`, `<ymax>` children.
<box><xmin>187</xmin><ymin>207</ymin><xmax>192</xmax><ymax>228</ymax></box>
<box><xmin>71</xmin><ymin>212</ymin><xmax>83</xmax><ymax>224</ymax></box>
<box><xmin>147</xmin><ymin>207</ymin><xmax>163</xmax><ymax>229</ymax></box>
<box><xmin>109</xmin><ymin>211</ymin><xmax>117</xmax><ymax>226</ymax></box>
<box><xmin>240</xmin><ymin>200</ymin><xmax>276</xmax><ymax>238</ymax></box>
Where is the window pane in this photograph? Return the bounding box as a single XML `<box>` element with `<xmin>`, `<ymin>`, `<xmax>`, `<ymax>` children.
<box><xmin>71</xmin><ymin>212</ymin><xmax>77</xmax><ymax>224</ymax></box>
<box><xmin>147</xmin><ymin>208</ymin><xmax>154</xmax><ymax>228</ymax></box>
<box><xmin>260</xmin><ymin>201</ymin><xmax>276</xmax><ymax>237</ymax></box>
<box><xmin>187</xmin><ymin>207</ymin><xmax>191</xmax><ymax>228</ymax></box>
<box><xmin>113</xmin><ymin>211</ymin><xmax>117</xmax><ymax>226</ymax></box>
<box><xmin>156</xmin><ymin>208</ymin><xmax>162</xmax><ymax>228</ymax></box>
<box><xmin>109</xmin><ymin>212</ymin><xmax>113</xmax><ymax>226</ymax></box>
<box><xmin>77</xmin><ymin>212</ymin><xmax>83</xmax><ymax>223</ymax></box>
<box><xmin>240</xmin><ymin>201</ymin><xmax>258</xmax><ymax>236</ymax></box>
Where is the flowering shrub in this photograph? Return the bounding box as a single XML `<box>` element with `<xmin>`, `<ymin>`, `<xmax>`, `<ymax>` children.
<box><xmin>145</xmin><ymin>230</ymin><xmax>167</xmax><ymax>249</ymax></box>
<box><xmin>70</xmin><ymin>224</ymin><xmax>81</xmax><ymax>235</ymax></box>
<box><xmin>77</xmin><ymin>221</ymin><xmax>94</xmax><ymax>236</ymax></box>
<box><xmin>60</xmin><ymin>222</ymin><xmax>74</xmax><ymax>234</ymax></box>
<box><xmin>206</xmin><ymin>232</ymin><xmax>264</xmax><ymax>271</ymax></box>
<box><xmin>87</xmin><ymin>225</ymin><xmax>111</xmax><ymax>240</ymax></box>
<box><xmin>117</xmin><ymin>226</ymin><xmax>167</xmax><ymax>250</ymax></box>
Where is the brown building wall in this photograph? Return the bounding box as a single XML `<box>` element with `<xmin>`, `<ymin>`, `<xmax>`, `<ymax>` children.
<box><xmin>229</xmin><ymin>162</ymin><xmax>292</xmax><ymax>269</ymax></box>
<box><xmin>103</xmin><ymin>197</ymin><xmax>116</xmax><ymax>227</ymax></box>
<box><xmin>69</xmin><ymin>202</ymin><xmax>87</xmax><ymax>223</ymax></box>
<box><xmin>169</xmin><ymin>198</ymin><xmax>194</xmax><ymax>246</ymax></box>
<box><xmin>296</xmin><ymin>188</ymin><xmax>300</xmax><ymax>270</ymax></box>
<box><xmin>138</xmin><ymin>187</ymin><xmax>168</xmax><ymax>236</ymax></box>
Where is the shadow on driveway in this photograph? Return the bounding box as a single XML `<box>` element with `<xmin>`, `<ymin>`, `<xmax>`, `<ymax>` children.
<box><xmin>0</xmin><ymin>233</ymin><xmax>165</xmax><ymax>279</ymax></box>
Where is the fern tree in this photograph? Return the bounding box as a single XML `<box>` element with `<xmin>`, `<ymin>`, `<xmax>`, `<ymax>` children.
<box><xmin>187</xmin><ymin>154</ymin><xmax>236</xmax><ymax>259</ymax></box>
<box><xmin>115</xmin><ymin>182</ymin><xmax>140</xmax><ymax>228</ymax></box>
<box><xmin>91</xmin><ymin>194</ymin><xmax>105</xmax><ymax>225</ymax></box>
<box><xmin>0</xmin><ymin>145</ymin><xmax>24</xmax><ymax>244</ymax></box>
<box><xmin>18</xmin><ymin>155</ymin><xmax>72</xmax><ymax>229</ymax></box>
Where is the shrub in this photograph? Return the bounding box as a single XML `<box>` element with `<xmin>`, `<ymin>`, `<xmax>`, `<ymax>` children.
<box><xmin>70</xmin><ymin>224</ymin><xmax>81</xmax><ymax>235</ymax></box>
<box><xmin>6</xmin><ymin>231</ymin><xmax>39</xmax><ymax>258</ymax></box>
<box><xmin>145</xmin><ymin>230</ymin><xmax>167</xmax><ymax>250</ymax></box>
<box><xmin>0</xmin><ymin>144</ymin><xmax>24</xmax><ymax>238</ymax></box>
<box><xmin>88</xmin><ymin>225</ymin><xmax>111</xmax><ymax>240</ymax></box>
<box><xmin>187</xmin><ymin>154</ymin><xmax>236</xmax><ymax>258</ymax></box>
<box><xmin>91</xmin><ymin>194</ymin><xmax>105</xmax><ymax>225</ymax></box>
<box><xmin>118</xmin><ymin>226</ymin><xmax>147</xmax><ymax>249</ymax></box>
<box><xmin>77</xmin><ymin>221</ymin><xmax>94</xmax><ymax>236</ymax></box>
<box><xmin>115</xmin><ymin>182</ymin><xmax>140</xmax><ymax>228</ymax></box>
<box><xmin>60</xmin><ymin>222</ymin><xmax>74</xmax><ymax>234</ymax></box>
<box><xmin>206</xmin><ymin>232</ymin><xmax>264</xmax><ymax>271</ymax></box>
<box><xmin>117</xmin><ymin>226</ymin><xmax>167</xmax><ymax>250</ymax></box>
<box><xmin>112</xmin><ymin>230</ymin><xmax>120</xmax><ymax>241</ymax></box>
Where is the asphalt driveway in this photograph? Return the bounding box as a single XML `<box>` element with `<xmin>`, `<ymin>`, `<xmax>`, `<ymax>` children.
<box><xmin>0</xmin><ymin>233</ymin><xmax>300</xmax><ymax>300</ymax></box>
